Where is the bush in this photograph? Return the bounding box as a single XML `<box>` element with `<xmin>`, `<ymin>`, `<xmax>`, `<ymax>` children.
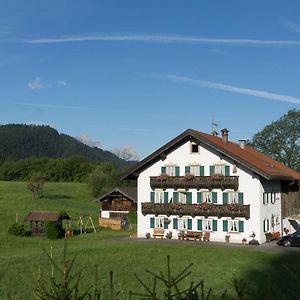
<box><xmin>46</xmin><ymin>222</ymin><xmax>65</xmax><ymax>239</ymax></box>
<box><xmin>8</xmin><ymin>222</ymin><xmax>26</xmax><ymax>237</ymax></box>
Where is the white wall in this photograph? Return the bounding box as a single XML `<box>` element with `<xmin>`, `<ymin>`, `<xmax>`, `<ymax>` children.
<box><xmin>137</xmin><ymin>140</ymin><xmax>279</xmax><ymax>244</ymax></box>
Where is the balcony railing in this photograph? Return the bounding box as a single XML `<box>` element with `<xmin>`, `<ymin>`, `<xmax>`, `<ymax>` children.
<box><xmin>150</xmin><ymin>175</ymin><xmax>239</xmax><ymax>191</ymax></box>
<box><xmin>101</xmin><ymin>202</ymin><xmax>136</xmax><ymax>212</ymax></box>
<box><xmin>141</xmin><ymin>202</ymin><xmax>250</xmax><ymax>219</ymax></box>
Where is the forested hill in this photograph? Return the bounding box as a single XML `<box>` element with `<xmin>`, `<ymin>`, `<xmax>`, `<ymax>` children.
<box><xmin>0</xmin><ymin>124</ymin><xmax>132</xmax><ymax>168</ymax></box>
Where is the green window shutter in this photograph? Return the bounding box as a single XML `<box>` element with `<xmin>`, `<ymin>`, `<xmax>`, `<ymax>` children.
<box><xmin>200</xmin><ymin>166</ymin><xmax>205</xmax><ymax>176</ymax></box>
<box><xmin>223</xmin><ymin>192</ymin><xmax>228</xmax><ymax>205</ymax></box>
<box><xmin>173</xmin><ymin>218</ymin><xmax>178</xmax><ymax>229</ymax></box>
<box><xmin>150</xmin><ymin>191</ymin><xmax>155</xmax><ymax>203</ymax></box>
<box><xmin>197</xmin><ymin>192</ymin><xmax>203</xmax><ymax>203</ymax></box>
<box><xmin>238</xmin><ymin>220</ymin><xmax>244</xmax><ymax>232</ymax></box>
<box><xmin>186</xmin><ymin>192</ymin><xmax>192</xmax><ymax>204</ymax></box>
<box><xmin>164</xmin><ymin>192</ymin><xmax>169</xmax><ymax>204</ymax></box>
<box><xmin>175</xmin><ymin>166</ymin><xmax>180</xmax><ymax>176</ymax></box>
<box><xmin>238</xmin><ymin>193</ymin><xmax>244</xmax><ymax>205</ymax></box>
<box><xmin>164</xmin><ymin>222</ymin><xmax>168</xmax><ymax>229</ymax></box>
<box><xmin>212</xmin><ymin>220</ymin><xmax>218</xmax><ymax>231</ymax></box>
<box><xmin>150</xmin><ymin>217</ymin><xmax>155</xmax><ymax>228</ymax></box>
<box><xmin>225</xmin><ymin>165</ymin><xmax>230</xmax><ymax>176</ymax></box>
<box><xmin>223</xmin><ymin>220</ymin><xmax>228</xmax><ymax>232</ymax></box>
<box><xmin>173</xmin><ymin>192</ymin><xmax>179</xmax><ymax>203</ymax></box>
<box><xmin>161</xmin><ymin>166</ymin><xmax>166</xmax><ymax>174</ymax></box>
<box><xmin>187</xmin><ymin>219</ymin><xmax>192</xmax><ymax>230</ymax></box>
<box><xmin>197</xmin><ymin>219</ymin><xmax>202</xmax><ymax>230</ymax></box>
<box><xmin>212</xmin><ymin>192</ymin><xmax>218</xmax><ymax>204</ymax></box>
<box><xmin>185</xmin><ymin>166</ymin><xmax>190</xmax><ymax>174</ymax></box>
<box><xmin>210</xmin><ymin>166</ymin><xmax>215</xmax><ymax>175</ymax></box>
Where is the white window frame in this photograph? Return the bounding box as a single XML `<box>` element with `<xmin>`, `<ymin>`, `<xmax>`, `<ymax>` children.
<box><xmin>203</xmin><ymin>219</ymin><xmax>212</xmax><ymax>231</ymax></box>
<box><xmin>178</xmin><ymin>218</ymin><xmax>188</xmax><ymax>230</ymax></box>
<box><xmin>155</xmin><ymin>217</ymin><xmax>164</xmax><ymax>228</ymax></box>
<box><xmin>190</xmin><ymin>165</ymin><xmax>201</xmax><ymax>176</ymax></box>
<box><xmin>166</xmin><ymin>166</ymin><xmax>176</xmax><ymax>176</ymax></box>
<box><xmin>229</xmin><ymin>220</ymin><xmax>239</xmax><ymax>232</ymax></box>
<box><xmin>155</xmin><ymin>190</ymin><xmax>164</xmax><ymax>203</ymax></box>
<box><xmin>178</xmin><ymin>192</ymin><xmax>187</xmax><ymax>204</ymax></box>
<box><xmin>215</xmin><ymin>165</ymin><xmax>226</xmax><ymax>175</ymax></box>
<box><xmin>228</xmin><ymin>191</ymin><xmax>238</xmax><ymax>204</ymax></box>
<box><xmin>202</xmin><ymin>191</ymin><xmax>212</xmax><ymax>203</ymax></box>
<box><xmin>263</xmin><ymin>218</ymin><xmax>270</xmax><ymax>233</ymax></box>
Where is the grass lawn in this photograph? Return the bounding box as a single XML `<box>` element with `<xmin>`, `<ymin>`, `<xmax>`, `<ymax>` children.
<box><xmin>0</xmin><ymin>181</ymin><xmax>300</xmax><ymax>299</ymax></box>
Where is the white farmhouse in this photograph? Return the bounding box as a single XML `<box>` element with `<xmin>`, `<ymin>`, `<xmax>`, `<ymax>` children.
<box><xmin>123</xmin><ymin>129</ymin><xmax>300</xmax><ymax>244</ymax></box>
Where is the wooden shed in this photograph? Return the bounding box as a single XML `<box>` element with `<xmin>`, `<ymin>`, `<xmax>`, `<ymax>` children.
<box><xmin>97</xmin><ymin>187</ymin><xmax>137</xmax><ymax>230</ymax></box>
<box><xmin>25</xmin><ymin>211</ymin><xmax>70</xmax><ymax>237</ymax></box>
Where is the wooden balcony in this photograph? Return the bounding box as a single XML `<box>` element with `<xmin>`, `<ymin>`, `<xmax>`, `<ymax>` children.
<box><xmin>141</xmin><ymin>202</ymin><xmax>250</xmax><ymax>219</ymax></box>
<box><xmin>150</xmin><ymin>175</ymin><xmax>239</xmax><ymax>191</ymax></box>
<box><xmin>101</xmin><ymin>201</ymin><xmax>136</xmax><ymax>212</ymax></box>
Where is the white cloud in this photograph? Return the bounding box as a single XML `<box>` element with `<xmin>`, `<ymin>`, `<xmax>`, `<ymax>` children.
<box><xmin>14</xmin><ymin>102</ymin><xmax>98</xmax><ymax>110</ymax></box>
<box><xmin>283</xmin><ymin>19</ymin><xmax>300</xmax><ymax>33</ymax></box>
<box><xmin>56</xmin><ymin>80</ymin><xmax>67</xmax><ymax>86</ymax></box>
<box><xmin>28</xmin><ymin>77</ymin><xmax>49</xmax><ymax>90</ymax></box>
<box><xmin>24</xmin><ymin>34</ymin><xmax>300</xmax><ymax>47</ymax></box>
<box><xmin>154</xmin><ymin>74</ymin><xmax>300</xmax><ymax>105</ymax></box>
<box><xmin>76</xmin><ymin>134</ymin><xmax>102</xmax><ymax>149</ymax></box>
<box><xmin>112</xmin><ymin>145</ymin><xmax>140</xmax><ymax>161</ymax></box>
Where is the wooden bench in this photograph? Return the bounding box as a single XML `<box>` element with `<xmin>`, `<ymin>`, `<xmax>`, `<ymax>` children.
<box><xmin>185</xmin><ymin>231</ymin><xmax>202</xmax><ymax>241</ymax></box>
<box><xmin>153</xmin><ymin>228</ymin><xmax>165</xmax><ymax>238</ymax></box>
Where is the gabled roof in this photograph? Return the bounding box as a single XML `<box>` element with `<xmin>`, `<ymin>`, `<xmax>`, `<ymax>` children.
<box><xmin>25</xmin><ymin>211</ymin><xmax>70</xmax><ymax>222</ymax></box>
<box><xmin>123</xmin><ymin>128</ymin><xmax>300</xmax><ymax>181</ymax></box>
<box><xmin>97</xmin><ymin>187</ymin><xmax>137</xmax><ymax>203</ymax></box>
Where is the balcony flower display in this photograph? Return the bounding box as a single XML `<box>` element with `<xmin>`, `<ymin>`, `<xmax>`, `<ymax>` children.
<box><xmin>170</xmin><ymin>203</ymin><xmax>182</xmax><ymax>210</ymax></box>
<box><xmin>184</xmin><ymin>172</ymin><xmax>195</xmax><ymax>181</ymax></box>
<box><xmin>195</xmin><ymin>202</ymin><xmax>212</xmax><ymax>211</ymax></box>
<box><xmin>227</xmin><ymin>203</ymin><xmax>242</xmax><ymax>212</ymax></box>
<box><xmin>156</xmin><ymin>173</ymin><xmax>169</xmax><ymax>181</ymax></box>
<box><xmin>211</xmin><ymin>173</ymin><xmax>224</xmax><ymax>180</ymax></box>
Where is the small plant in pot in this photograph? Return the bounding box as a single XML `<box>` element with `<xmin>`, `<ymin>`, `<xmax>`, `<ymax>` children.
<box><xmin>242</xmin><ymin>238</ymin><xmax>247</xmax><ymax>245</ymax></box>
<box><xmin>249</xmin><ymin>231</ymin><xmax>259</xmax><ymax>245</ymax></box>
<box><xmin>145</xmin><ymin>232</ymin><xmax>151</xmax><ymax>239</ymax></box>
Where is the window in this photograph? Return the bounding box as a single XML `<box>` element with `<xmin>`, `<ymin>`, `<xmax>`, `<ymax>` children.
<box><xmin>229</xmin><ymin>220</ymin><xmax>239</xmax><ymax>232</ymax></box>
<box><xmin>166</xmin><ymin>166</ymin><xmax>175</xmax><ymax>176</ymax></box>
<box><xmin>228</xmin><ymin>192</ymin><xmax>238</xmax><ymax>204</ymax></box>
<box><xmin>155</xmin><ymin>217</ymin><xmax>164</xmax><ymax>228</ymax></box>
<box><xmin>190</xmin><ymin>165</ymin><xmax>200</xmax><ymax>176</ymax></box>
<box><xmin>211</xmin><ymin>165</ymin><xmax>230</xmax><ymax>176</ymax></box>
<box><xmin>155</xmin><ymin>191</ymin><xmax>164</xmax><ymax>203</ymax></box>
<box><xmin>203</xmin><ymin>191</ymin><xmax>212</xmax><ymax>203</ymax></box>
<box><xmin>263</xmin><ymin>192</ymin><xmax>279</xmax><ymax>205</ymax></box>
<box><xmin>263</xmin><ymin>218</ymin><xmax>270</xmax><ymax>232</ymax></box>
<box><xmin>204</xmin><ymin>219</ymin><xmax>212</xmax><ymax>231</ymax></box>
<box><xmin>178</xmin><ymin>218</ymin><xmax>188</xmax><ymax>230</ymax></box>
<box><xmin>179</xmin><ymin>192</ymin><xmax>187</xmax><ymax>204</ymax></box>
<box><xmin>191</xmin><ymin>143</ymin><xmax>199</xmax><ymax>153</ymax></box>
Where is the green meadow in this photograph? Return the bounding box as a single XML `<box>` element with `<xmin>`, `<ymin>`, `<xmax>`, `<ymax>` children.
<box><xmin>0</xmin><ymin>181</ymin><xmax>299</xmax><ymax>299</ymax></box>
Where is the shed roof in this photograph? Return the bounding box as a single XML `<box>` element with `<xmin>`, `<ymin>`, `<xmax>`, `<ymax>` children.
<box><xmin>123</xmin><ymin>128</ymin><xmax>300</xmax><ymax>181</ymax></box>
<box><xmin>97</xmin><ymin>187</ymin><xmax>137</xmax><ymax>203</ymax></box>
<box><xmin>25</xmin><ymin>211</ymin><xmax>70</xmax><ymax>222</ymax></box>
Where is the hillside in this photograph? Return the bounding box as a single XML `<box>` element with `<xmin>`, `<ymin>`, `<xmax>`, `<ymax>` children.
<box><xmin>0</xmin><ymin>124</ymin><xmax>133</xmax><ymax>168</ymax></box>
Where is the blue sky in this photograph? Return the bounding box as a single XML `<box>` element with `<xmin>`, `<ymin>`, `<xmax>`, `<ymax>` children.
<box><xmin>1</xmin><ymin>1</ymin><xmax>300</xmax><ymax>159</ymax></box>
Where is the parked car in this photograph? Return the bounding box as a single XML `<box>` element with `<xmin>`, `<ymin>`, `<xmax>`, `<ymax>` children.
<box><xmin>277</xmin><ymin>231</ymin><xmax>300</xmax><ymax>247</ymax></box>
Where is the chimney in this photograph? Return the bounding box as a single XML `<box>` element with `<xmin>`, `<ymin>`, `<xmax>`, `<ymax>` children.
<box><xmin>221</xmin><ymin>128</ymin><xmax>229</xmax><ymax>143</ymax></box>
<box><xmin>238</xmin><ymin>139</ymin><xmax>246</xmax><ymax>149</ymax></box>
<box><xmin>211</xmin><ymin>130</ymin><xmax>218</xmax><ymax>137</ymax></box>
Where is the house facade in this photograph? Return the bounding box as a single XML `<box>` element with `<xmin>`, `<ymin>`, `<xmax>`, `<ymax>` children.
<box><xmin>97</xmin><ymin>187</ymin><xmax>137</xmax><ymax>230</ymax></box>
<box><xmin>124</xmin><ymin>129</ymin><xmax>300</xmax><ymax>244</ymax></box>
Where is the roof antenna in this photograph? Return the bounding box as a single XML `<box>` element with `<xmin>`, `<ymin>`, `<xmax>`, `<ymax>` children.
<box><xmin>211</xmin><ymin>116</ymin><xmax>219</xmax><ymax>136</ymax></box>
